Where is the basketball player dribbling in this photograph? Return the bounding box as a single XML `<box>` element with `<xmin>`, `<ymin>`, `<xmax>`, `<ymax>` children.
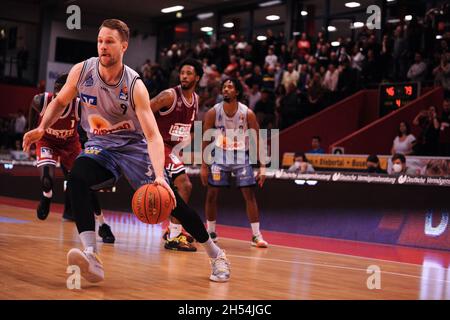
<box><xmin>151</xmin><ymin>58</ymin><xmax>203</xmax><ymax>252</ymax></box>
<box><xmin>201</xmin><ymin>78</ymin><xmax>268</xmax><ymax>248</ymax></box>
<box><xmin>28</xmin><ymin>74</ymin><xmax>115</xmax><ymax>243</ymax></box>
<box><xmin>23</xmin><ymin>19</ymin><xmax>230</xmax><ymax>283</ymax></box>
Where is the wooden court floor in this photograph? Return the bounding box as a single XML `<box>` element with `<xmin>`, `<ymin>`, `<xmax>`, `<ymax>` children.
<box><xmin>1</xmin><ymin>200</ymin><xmax>449</xmax><ymax>300</ymax></box>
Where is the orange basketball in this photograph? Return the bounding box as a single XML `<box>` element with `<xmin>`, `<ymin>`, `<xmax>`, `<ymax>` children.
<box><xmin>132</xmin><ymin>184</ymin><xmax>173</xmax><ymax>224</ymax></box>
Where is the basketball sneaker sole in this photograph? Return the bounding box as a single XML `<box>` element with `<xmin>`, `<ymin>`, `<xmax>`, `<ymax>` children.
<box><xmin>67</xmin><ymin>248</ymin><xmax>104</xmax><ymax>283</ymax></box>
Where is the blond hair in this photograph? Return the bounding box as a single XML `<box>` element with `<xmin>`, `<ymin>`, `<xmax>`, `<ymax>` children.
<box><xmin>99</xmin><ymin>19</ymin><xmax>129</xmax><ymax>42</ymax></box>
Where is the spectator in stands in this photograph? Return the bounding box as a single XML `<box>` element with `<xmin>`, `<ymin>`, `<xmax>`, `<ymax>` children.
<box><xmin>261</xmin><ymin>65</ymin><xmax>276</xmax><ymax>92</ymax></box>
<box><xmin>337</xmin><ymin>58</ymin><xmax>358</xmax><ymax>99</ymax></box>
<box><xmin>441</xmin><ymin>98</ymin><xmax>450</xmax><ymax>126</ymax></box>
<box><xmin>351</xmin><ymin>45</ymin><xmax>365</xmax><ymax>72</ymax></box>
<box><xmin>254</xmin><ymin>89</ymin><xmax>275</xmax><ymax>129</ymax></box>
<box><xmin>140</xmin><ymin>59</ymin><xmax>151</xmax><ymax>77</ymax></box>
<box><xmin>265</xmin><ymin>47</ymin><xmax>278</xmax><ymax>68</ymax></box>
<box><xmin>247</xmin><ymin>84</ymin><xmax>261</xmax><ymax>110</ymax></box>
<box><xmin>407</xmin><ymin>52</ymin><xmax>427</xmax><ymax>84</ymax></box>
<box><xmin>366</xmin><ymin>155</ymin><xmax>387</xmax><ymax>174</ymax></box>
<box><xmin>308</xmin><ymin>136</ymin><xmax>325</xmax><ymax>154</ymax></box>
<box><xmin>297</xmin><ymin>64</ymin><xmax>310</xmax><ymax>97</ymax></box>
<box><xmin>278</xmin><ymin>43</ymin><xmax>291</xmax><ymax>66</ymax></box>
<box><xmin>433</xmin><ymin>53</ymin><xmax>450</xmax><ymax>94</ymax></box>
<box><xmin>322</xmin><ymin>63</ymin><xmax>339</xmax><ymax>93</ymax></box>
<box><xmin>279</xmin><ymin>83</ymin><xmax>300</xmax><ymax>129</ymax></box>
<box><xmin>391</xmin><ymin>121</ymin><xmax>416</xmax><ymax>155</ymax></box>
<box><xmin>287</xmin><ymin>153</ymin><xmax>315</xmax><ymax>173</ymax></box>
<box><xmin>391</xmin><ymin>153</ymin><xmax>417</xmax><ymax>175</ymax></box>
<box><xmin>413</xmin><ymin>106</ymin><xmax>441</xmax><ymax>155</ymax></box>
<box><xmin>329</xmin><ymin>50</ymin><xmax>339</xmax><ymax>67</ymax></box>
<box><xmin>316</xmin><ymin>43</ymin><xmax>330</xmax><ymax>69</ymax></box>
<box><xmin>297</xmin><ymin>32</ymin><xmax>311</xmax><ymax>59</ymax></box>
<box><xmin>246</xmin><ymin>64</ymin><xmax>263</xmax><ymax>88</ymax></box>
<box><xmin>235</xmin><ymin>35</ymin><xmax>248</xmax><ymax>50</ymax></box>
<box><xmin>281</xmin><ymin>63</ymin><xmax>299</xmax><ymax>91</ymax></box>
<box><xmin>392</xmin><ymin>25</ymin><xmax>408</xmax><ymax>81</ymax></box>
<box><xmin>241</xmin><ymin>61</ymin><xmax>254</xmax><ymax>82</ymax></box>
<box><xmin>274</xmin><ymin>62</ymin><xmax>284</xmax><ymax>89</ymax></box>
<box><xmin>307</xmin><ymin>72</ymin><xmax>324</xmax><ymax>114</ymax></box>
<box><xmin>13</xmin><ymin>110</ymin><xmax>26</xmax><ymax>150</ymax></box>
<box><xmin>380</xmin><ymin>34</ymin><xmax>393</xmax><ymax>80</ymax></box>
<box><xmin>361</xmin><ymin>49</ymin><xmax>381</xmax><ymax>86</ymax></box>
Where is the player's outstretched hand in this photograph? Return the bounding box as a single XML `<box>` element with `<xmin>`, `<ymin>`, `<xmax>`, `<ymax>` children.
<box><xmin>154</xmin><ymin>177</ymin><xmax>177</xmax><ymax>209</ymax></box>
<box><xmin>22</xmin><ymin>128</ymin><xmax>45</xmax><ymax>153</ymax></box>
<box><xmin>256</xmin><ymin>167</ymin><xmax>266</xmax><ymax>188</ymax></box>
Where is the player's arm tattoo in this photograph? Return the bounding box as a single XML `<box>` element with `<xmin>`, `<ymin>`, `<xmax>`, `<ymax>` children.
<box><xmin>150</xmin><ymin>90</ymin><xmax>174</xmax><ymax>113</ymax></box>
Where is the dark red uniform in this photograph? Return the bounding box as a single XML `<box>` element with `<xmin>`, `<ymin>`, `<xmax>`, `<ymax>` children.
<box><xmin>155</xmin><ymin>85</ymin><xmax>198</xmax><ymax>178</ymax></box>
<box><xmin>36</xmin><ymin>92</ymin><xmax>81</xmax><ymax>170</ymax></box>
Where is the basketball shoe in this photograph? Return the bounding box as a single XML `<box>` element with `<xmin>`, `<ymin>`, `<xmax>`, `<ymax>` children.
<box><xmin>162</xmin><ymin>227</ymin><xmax>194</xmax><ymax>243</ymax></box>
<box><xmin>67</xmin><ymin>247</ymin><xmax>104</xmax><ymax>283</ymax></box>
<box><xmin>209</xmin><ymin>250</ymin><xmax>230</xmax><ymax>282</ymax></box>
<box><xmin>98</xmin><ymin>223</ymin><xmax>115</xmax><ymax>244</ymax></box>
<box><xmin>251</xmin><ymin>235</ymin><xmax>268</xmax><ymax>248</ymax></box>
<box><xmin>164</xmin><ymin>234</ymin><xmax>197</xmax><ymax>252</ymax></box>
<box><xmin>36</xmin><ymin>195</ymin><xmax>51</xmax><ymax>220</ymax></box>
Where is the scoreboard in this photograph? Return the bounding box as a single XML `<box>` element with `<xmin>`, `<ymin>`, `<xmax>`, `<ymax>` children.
<box><xmin>379</xmin><ymin>82</ymin><xmax>420</xmax><ymax>117</ymax></box>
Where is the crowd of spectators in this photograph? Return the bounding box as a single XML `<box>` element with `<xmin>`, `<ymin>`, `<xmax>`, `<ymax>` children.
<box><xmin>138</xmin><ymin>8</ymin><xmax>449</xmax><ymax>133</ymax></box>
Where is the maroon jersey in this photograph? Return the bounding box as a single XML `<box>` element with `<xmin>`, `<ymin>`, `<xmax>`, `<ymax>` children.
<box><xmin>155</xmin><ymin>85</ymin><xmax>198</xmax><ymax>148</ymax></box>
<box><xmin>38</xmin><ymin>92</ymin><xmax>80</xmax><ymax>143</ymax></box>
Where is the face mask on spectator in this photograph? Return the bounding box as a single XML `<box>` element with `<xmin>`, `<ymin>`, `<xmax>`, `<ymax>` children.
<box><xmin>392</xmin><ymin>163</ymin><xmax>402</xmax><ymax>173</ymax></box>
<box><xmin>294</xmin><ymin>161</ymin><xmax>301</xmax><ymax>168</ymax></box>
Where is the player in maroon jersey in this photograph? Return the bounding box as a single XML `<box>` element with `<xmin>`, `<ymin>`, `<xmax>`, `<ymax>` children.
<box><xmin>151</xmin><ymin>58</ymin><xmax>203</xmax><ymax>251</ymax></box>
<box><xmin>28</xmin><ymin>74</ymin><xmax>115</xmax><ymax>243</ymax></box>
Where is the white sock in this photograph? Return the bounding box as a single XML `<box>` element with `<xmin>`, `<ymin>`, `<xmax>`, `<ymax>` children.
<box><xmin>96</xmin><ymin>213</ymin><xmax>105</xmax><ymax>226</ymax></box>
<box><xmin>201</xmin><ymin>238</ymin><xmax>222</xmax><ymax>259</ymax></box>
<box><xmin>207</xmin><ymin>220</ymin><xmax>216</xmax><ymax>233</ymax></box>
<box><xmin>169</xmin><ymin>222</ymin><xmax>182</xmax><ymax>239</ymax></box>
<box><xmin>251</xmin><ymin>222</ymin><xmax>261</xmax><ymax>237</ymax></box>
<box><xmin>79</xmin><ymin>231</ymin><xmax>97</xmax><ymax>253</ymax></box>
<box><xmin>43</xmin><ymin>190</ymin><xmax>52</xmax><ymax>198</ymax></box>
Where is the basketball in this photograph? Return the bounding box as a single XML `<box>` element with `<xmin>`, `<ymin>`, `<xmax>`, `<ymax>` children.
<box><xmin>132</xmin><ymin>183</ymin><xmax>173</xmax><ymax>224</ymax></box>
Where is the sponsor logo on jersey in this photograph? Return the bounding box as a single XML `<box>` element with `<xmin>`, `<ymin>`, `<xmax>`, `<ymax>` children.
<box><xmin>211</xmin><ymin>165</ymin><xmax>221</xmax><ymax>182</ymax></box>
<box><xmin>84</xmin><ymin>74</ymin><xmax>94</xmax><ymax>87</ymax></box>
<box><xmin>215</xmin><ymin>133</ymin><xmax>246</xmax><ymax>151</ymax></box>
<box><xmin>40</xmin><ymin>147</ymin><xmax>53</xmax><ymax>159</ymax></box>
<box><xmin>168</xmin><ymin>123</ymin><xmax>191</xmax><ymax>140</ymax></box>
<box><xmin>88</xmin><ymin>114</ymin><xmax>135</xmax><ymax>135</ymax></box>
<box><xmin>100</xmin><ymin>86</ymin><xmax>109</xmax><ymax>92</ymax></box>
<box><xmin>119</xmin><ymin>85</ymin><xmax>128</xmax><ymax>101</ymax></box>
<box><xmin>80</xmin><ymin>93</ymin><xmax>98</xmax><ymax>109</ymax></box>
<box><xmin>85</xmin><ymin>146</ymin><xmax>102</xmax><ymax>155</ymax></box>
<box><xmin>45</xmin><ymin>128</ymin><xmax>75</xmax><ymax>139</ymax></box>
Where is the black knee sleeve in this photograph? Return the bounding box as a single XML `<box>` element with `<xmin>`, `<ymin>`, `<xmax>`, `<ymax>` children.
<box><xmin>41</xmin><ymin>166</ymin><xmax>53</xmax><ymax>192</ymax></box>
<box><xmin>171</xmin><ymin>191</ymin><xmax>209</xmax><ymax>243</ymax></box>
<box><xmin>69</xmin><ymin>157</ymin><xmax>114</xmax><ymax>233</ymax></box>
<box><xmin>90</xmin><ymin>192</ymin><xmax>101</xmax><ymax>216</ymax></box>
